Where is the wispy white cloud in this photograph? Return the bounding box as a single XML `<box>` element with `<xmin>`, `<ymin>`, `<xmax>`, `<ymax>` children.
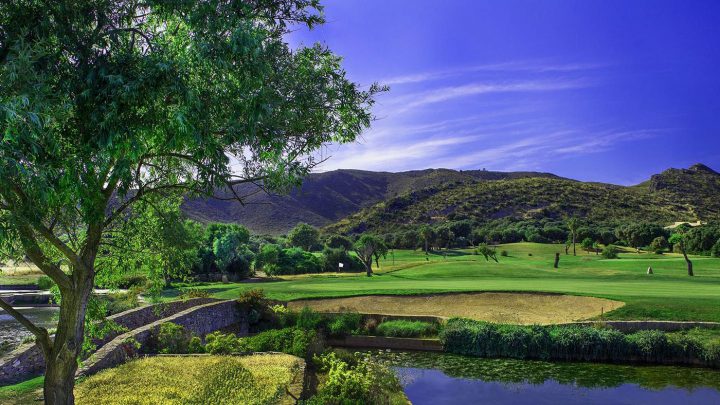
<box><xmin>387</xmin><ymin>79</ymin><xmax>592</xmax><ymax>113</ymax></box>
<box><xmin>382</xmin><ymin>61</ymin><xmax>606</xmax><ymax>86</ymax></box>
<box><xmin>312</xmin><ymin>60</ymin><xmax>667</xmax><ymax>179</ymax></box>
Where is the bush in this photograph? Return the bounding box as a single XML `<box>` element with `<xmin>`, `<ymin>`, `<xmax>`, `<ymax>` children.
<box><xmin>237</xmin><ymin>289</ymin><xmax>269</xmax><ymax>326</ymax></box>
<box><xmin>500</xmin><ymin>250</ymin><xmax>508</xmax><ymax>257</ymax></box>
<box><xmin>308</xmin><ymin>352</ymin><xmax>403</xmax><ymax>405</ymax></box>
<box><xmin>179</xmin><ymin>288</ymin><xmax>211</xmax><ymax>300</ymax></box>
<box><xmin>712</xmin><ymin>239</ymin><xmax>720</xmax><ymax>258</ymax></box>
<box><xmin>239</xmin><ymin>327</ymin><xmax>319</xmax><ymax>358</ymax></box>
<box><xmin>601</xmin><ymin>245</ymin><xmax>619</xmax><ymax>259</ymax></box>
<box><xmin>115</xmin><ymin>273</ymin><xmax>149</xmax><ymax>289</ymax></box>
<box><xmin>270</xmin><ymin>304</ymin><xmax>298</xmax><ymax>328</ymax></box>
<box><xmin>188</xmin><ymin>336</ymin><xmax>205</xmax><ymax>354</ymax></box>
<box><xmin>322</xmin><ymin>248</ymin><xmax>364</xmax><ymax>273</ymax></box>
<box><xmin>157</xmin><ymin>322</ymin><xmax>190</xmax><ymax>354</ymax></box>
<box><xmin>328</xmin><ymin>313</ymin><xmax>363</xmax><ymax>337</ymax></box>
<box><xmin>296</xmin><ymin>306</ymin><xmax>323</xmax><ymax>330</ymax></box>
<box><xmin>264</xmin><ymin>247</ymin><xmax>323</xmax><ymax>275</ymax></box>
<box><xmin>650</xmin><ymin>236</ymin><xmax>669</xmax><ymax>254</ymax></box>
<box><xmin>103</xmin><ymin>290</ymin><xmax>140</xmax><ymax>315</ymax></box>
<box><xmin>37</xmin><ymin>276</ymin><xmax>55</xmax><ymax>290</ymax></box>
<box><xmin>626</xmin><ymin>330</ymin><xmax>668</xmax><ymax>361</ymax></box>
<box><xmin>376</xmin><ymin>320</ymin><xmax>438</xmax><ymax>338</ymax></box>
<box><xmin>205</xmin><ymin>331</ymin><xmax>244</xmax><ymax>355</ymax></box>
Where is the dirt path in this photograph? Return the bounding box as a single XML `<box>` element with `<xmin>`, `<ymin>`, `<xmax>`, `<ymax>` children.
<box><xmin>288</xmin><ymin>292</ymin><xmax>624</xmax><ymax>324</ymax></box>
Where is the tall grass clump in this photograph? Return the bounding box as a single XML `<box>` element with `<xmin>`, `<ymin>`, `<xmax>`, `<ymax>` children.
<box><xmin>328</xmin><ymin>312</ymin><xmax>363</xmax><ymax>337</ymax></box>
<box><xmin>376</xmin><ymin>320</ymin><xmax>438</xmax><ymax>338</ymax></box>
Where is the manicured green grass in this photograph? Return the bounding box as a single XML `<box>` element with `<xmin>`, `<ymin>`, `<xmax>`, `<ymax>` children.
<box><xmin>0</xmin><ymin>264</ymin><xmax>45</xmax><ymax>286</ymax></box>
<box><xmin>176</xmin><ymin>243</ymin><xmax>720</xmax><ymax>322</ymax></box>
<box><xmin>0</xmin><ymin>377</ymin><xmax>44</xmax><ymax>404</ymax></box>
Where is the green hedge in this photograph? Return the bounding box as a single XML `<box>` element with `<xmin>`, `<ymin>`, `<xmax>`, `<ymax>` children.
<box><xmin>376</xmin><ymin>320</ymin><xmax>438</xmax><ymax>338</ymax></box>
<box><xmin>205</xmin><ymin>327</ymin><xmax>319</xmax><ymax>359</ymax></box>
<box><xmin>440</xmin><ymin>318</ymin><xmax>719</xmax><ymax>367</ymax></box>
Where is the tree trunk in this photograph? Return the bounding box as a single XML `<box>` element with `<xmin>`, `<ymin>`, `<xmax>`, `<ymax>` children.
<box><xmin>375</xmin><ymin>256</ymin><xmax>380</xmax><ymax>269</ymax></box>
<box><xmin>572</xmin><ymin>233</ymin><xmax>576</xmax><ymax>256</ymax></box>
<box><xmin>424</xmin><ymin>239</ymin><xmax>428</xmax><ymax>253</ymax></box>
<box><xmin>362</xmin><ymin>258</ymin><xmax>373</xmax><ymax>277</ymax></box>
<box><xmin>554</xmin><ymin>253</ymin><xmax>560</xmax><ymax>268</ymax></box>
<box><xmin>44</xmin><ymin>266</ymin><xmax>95</xmax><ymax>404</ymax></box>
<box><xmin>682</xmin><ymin>251</ymin><xmax>694</xmax><ymax>276</ymax></box>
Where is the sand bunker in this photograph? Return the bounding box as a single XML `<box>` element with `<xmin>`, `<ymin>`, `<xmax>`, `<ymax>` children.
<box><xmin>288</xmin><ymin>292</ymin><xmax>624</xmax><ymax>325</ymax></box>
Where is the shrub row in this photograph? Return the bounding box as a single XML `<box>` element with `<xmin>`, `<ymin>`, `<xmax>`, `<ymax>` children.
<box><xmin>152</xmin><ymin>321</ymin><xmax>320</xmax><ymax>359</ymax></box>
<box><xmin>375</xmin><ymin>320</ymin><xmax>438</xmax><ymax>338</ymax></box>
<box><xmin>440</xmin><ymin>318</ymin><xmax>720</xmax><ymax>367</ymax></box>
<box><xmin>270</xmin><ymin>305</ymin><xmax>442</xmax><ymax>339</ymax></box>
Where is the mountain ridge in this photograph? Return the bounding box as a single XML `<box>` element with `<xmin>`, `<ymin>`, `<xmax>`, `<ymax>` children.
<box><xmin>181</xmin><ymin>164</ymin><xmax>720</xmax><ymax>235</ymax></box>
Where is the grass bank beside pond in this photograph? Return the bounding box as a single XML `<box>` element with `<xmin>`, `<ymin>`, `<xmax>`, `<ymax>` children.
<box><xmin>167</xmin><ymin>243</ymin><xmax>720</xmax><ymax>322</ymax></box>
<box><xmin>74</xmin><ymin>354</ymin><xmax>301</xmax><ymax>405</ymax></box>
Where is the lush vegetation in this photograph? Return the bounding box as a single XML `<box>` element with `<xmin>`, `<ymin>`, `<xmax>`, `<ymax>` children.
<box><xmin>307</xmin><ymin>351</ymin><xmax>407</xmax><ymax>405</ymax></box>
<box><xmin>327</xmin><ymin>165</ymin><xmax>720</xmax><ymax>236</ymax></box>
<box><xmin>73</xmin><ymin>355</ymin><xmax>301</xmax><ymax>405</ymax></box>
<box><xmin>440</xmin><ymin>318</ymin><xmax>720</xmax><ymax>367</ymax></box>
<box><xmin>178</xmin><ymin>243</ymin><xmax>720</xmax><ymax>322</ymax></box>
<box><xmin>376</xmin><ymin>320</ymin><xmax>439</xmax><ymax>338</ymax></box>
<box><xmin>0</xmin><ymin>0</ymin><xmax>381</xmax><ymax>399</ymax></box>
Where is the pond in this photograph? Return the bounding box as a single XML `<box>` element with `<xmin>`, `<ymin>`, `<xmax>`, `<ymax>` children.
<box><xmin>366</xmin><ymin>350</ymin><xmax>720</xmax><ymax>405</ymax></box>
<box><xmin>0</xmin><ymin>307</ymin><xmax>58</xmax><ymax>353</ymax></box>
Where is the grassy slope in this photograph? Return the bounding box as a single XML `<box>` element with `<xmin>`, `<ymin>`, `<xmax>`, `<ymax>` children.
<box><xmin>0</xmin><ymin>377</ymin><xmax>44</xmax><ymax>404</ymax></box>
<box><xmin>74</xmin><ymin>354</ymin><xmax>300</xmax><ymax>405</ymax></box>
<box><xmin>191</xmin><ymin>243</ymin><xmax>720</xmax><ymax>322</ymax></box>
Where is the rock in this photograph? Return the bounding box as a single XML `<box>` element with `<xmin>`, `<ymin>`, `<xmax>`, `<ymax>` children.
<box><xmin>647</xmin><ymin>266</ymin><xmax>653</xmax><ymax>275</ymax></box>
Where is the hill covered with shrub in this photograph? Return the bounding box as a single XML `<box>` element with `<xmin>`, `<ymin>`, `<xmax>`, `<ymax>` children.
<box><xmin>325</xmin><ymin>164</ymin><xmax>720</xmax><ymax>235</ymax></box>
<box><xmin>181</xmin><ymin>168</ymin><xmax>559</xmax><ymax>234</ymax></box>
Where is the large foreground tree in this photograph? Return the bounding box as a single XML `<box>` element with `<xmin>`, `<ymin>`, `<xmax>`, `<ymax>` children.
<box><xmin>0</xmin><ymin>1</ymin><xmax>381</xmax><ymax>403</ymax></box>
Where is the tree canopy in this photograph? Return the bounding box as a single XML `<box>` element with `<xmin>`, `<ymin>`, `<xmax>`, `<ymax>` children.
<box><xmin>0</xmin><ymin>1</ymin><xmax>382</xmax><ymax>402</ymax></box>
<box><xmin>288</xmin><ymin>223</ymin><xmax>320</xmax><ymax>251</ymax></box>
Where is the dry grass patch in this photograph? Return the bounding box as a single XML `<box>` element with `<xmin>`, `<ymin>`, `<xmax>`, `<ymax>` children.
<box><xmin>75</xmin><ymin>354</ymin><xmax>301</xmax><ymax>405</ymax></box>
<box><xmin>289</xmin><ymin>292</ymin><xmax>624</xmax><ymax>325</ymax></box>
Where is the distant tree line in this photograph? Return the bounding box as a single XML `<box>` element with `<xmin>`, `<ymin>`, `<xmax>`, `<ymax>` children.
<box><xmin>106</xmin><ymin>205</ymin><xmax>720</xmax><ymax>287</ymax></box>
<box><xmin>351</xmin><ymin>218</ymin><xmax>720</xmax><ymax>258</ymax></box>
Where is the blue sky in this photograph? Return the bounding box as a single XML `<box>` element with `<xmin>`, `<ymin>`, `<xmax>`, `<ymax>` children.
<box><xmin>289</xmin><ymin>0</ymin><xmax>720</xmax><ymax>185</ymax></box>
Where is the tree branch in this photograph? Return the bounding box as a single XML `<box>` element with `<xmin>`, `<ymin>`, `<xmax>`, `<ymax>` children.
<box><xmin>16</xmin><ymin>224</ymin><xmax>73</xmax><ymax>290</ymax></box>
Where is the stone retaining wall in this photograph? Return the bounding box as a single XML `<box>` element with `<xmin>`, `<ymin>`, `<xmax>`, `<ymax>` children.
<box><xmin>322</xmin><ymin>312</ymin><xmax>446</xmax><ymax>324</ymax></box>
<box><xmin>327</xmin><ymin>336</ymin><xmax>444</xmax><ymax>352</ymax></box>
<box><xmin>78</xmin><ymin>300</ymin><xmax>247</xmax><ymax>377</ymax></box>
<box><xmin>0</xmin><ymin>298</ymin><xmax>217</xmax><ymax>386</ymax></box>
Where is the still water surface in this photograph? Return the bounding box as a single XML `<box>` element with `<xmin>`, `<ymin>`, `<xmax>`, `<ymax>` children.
<box><xmin>0</xmin><ymin>307</ymin><xmax>58</xmax><ymax>352</ymax></box>
<box><xmin>367</xmin><ymin>350</ymin><xmax>720</xmax><ymax>405</ymax></box>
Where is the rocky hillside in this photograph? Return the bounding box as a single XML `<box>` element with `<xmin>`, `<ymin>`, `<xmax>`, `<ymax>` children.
<box><xmin>182</xmin><ymin>164</ymin><xmax>720</xmax><ymax>235</ymax></box>
<box><xmin>181</xmin><ymin>168</ymin><xmax>560</xmax><ymax>234</ymax></box>
<box><xmin>325</xmin><ymin>164</ymin><xmax>720</xmax><ymax>235</ymax></box>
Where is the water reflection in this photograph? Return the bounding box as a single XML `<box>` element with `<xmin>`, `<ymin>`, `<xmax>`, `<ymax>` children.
<box><xmin>367</xmin><ymin>351</ymin><xmax>720</xmax><ymax>405</ymax></box>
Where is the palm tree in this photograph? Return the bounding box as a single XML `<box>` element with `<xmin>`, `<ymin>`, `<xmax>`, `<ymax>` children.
<box><xmin>420</xmin><ymin>225</ymin><xmax>434</xmax><ymax>253</ymax></box>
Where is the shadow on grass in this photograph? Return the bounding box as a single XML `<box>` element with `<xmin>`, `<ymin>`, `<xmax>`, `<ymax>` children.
<box><xmin>427</xmin><ymin>249</ymin><xmax>472</xmax><ymax>258</ymax></box>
